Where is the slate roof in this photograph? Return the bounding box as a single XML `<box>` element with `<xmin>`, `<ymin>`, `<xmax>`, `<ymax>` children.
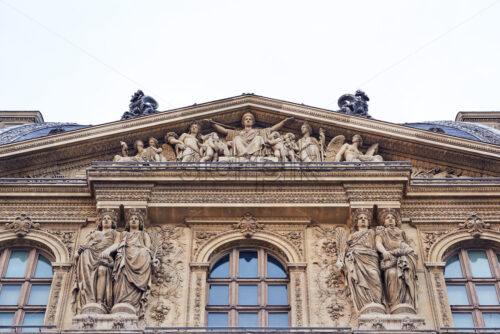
<box><xmin>0</xmin><ymin>122</ymin><xmax>91</xmax><ymax>146</ymax></box>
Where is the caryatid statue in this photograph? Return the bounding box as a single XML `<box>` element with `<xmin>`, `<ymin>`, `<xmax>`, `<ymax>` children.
<box><xmin>206</xmin><ymin>112</ymin><xmax>294</xmax><ymax>159</ymax></box>
<box><xmin>336</xmin><ymin>209</ymin><xmax>385</xmax><ymax>315</ymax></box>
<box><xmin>375</xmin><ymin>209</ymin><xmax>418</xmax><ymax>314</ymax></box>
<box><xmin>110</xmin><ymin>209</ymin><xmax>159</xmax><ymax>315</ymax></box>
<box><xmin>72</xmin><ymin>209</ymin><xmax>120</xmax><ymax>314</ymax></box>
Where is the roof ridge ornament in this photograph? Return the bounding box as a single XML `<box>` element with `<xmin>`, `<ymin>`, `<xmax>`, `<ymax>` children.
<box><xmin>337</xmin><ymin>90</ymin><xmax>371</xmax><ymax>118</ymax></box>
<box><xmin>121</xmin><ymin>90</ymin><xmax>159</xmax><ymax>120</ymax></box>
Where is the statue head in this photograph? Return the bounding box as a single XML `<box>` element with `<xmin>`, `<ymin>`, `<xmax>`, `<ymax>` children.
<box><xmin>378</xmin><ymin>208</ymin><xmax>401</xmax><ymax>228</ymax></box>
<box><xmin>148</xmin><ymin>137</ymin><xmax>159</xmax><ymax>148</ymax></box>
<box><xmin>189</xmin><ymin>122</ymin><xmax>201</xmax><ymax>135</ymax></box>
<box><xmin>125</xmin><ymin>209</ymin><xmax>145</xmax><ymax>231</ymax></box>
<box><xmin>270</xmin><ymin>131</ymin><xmax>280</xmax><ymax>139</ymax></box>
<box><xmin>352</xmin><ymin>135</ymin><xmax>363</xmax><ymax>146</ymax></box>
<box><xmin>285</xmin><ymin>132</ymin><xmax>295</xmax><ymax>141</ymax></box>
<box><xmin>134</xmin><ymin>140</ymin><xmax>145</xmax><ymax>153</ymax></box>
<box><xmin>241</xmin><ymin>112</ymin><xmax>255</xmax><ymax>128</ymax></box>
<box><xmin>97</xmin><ymin>209</ymin><xmax>118</xmax><ymax>230</ymax></box>
<box><xmin>301</xmin><ymin>123</ymin><xmax>312</xmax><ymax>136</ymax></box>
<box><xmin>352</xmin><ymin>208</ymin><xmax>372</xmax><ymax>230</ymax></box>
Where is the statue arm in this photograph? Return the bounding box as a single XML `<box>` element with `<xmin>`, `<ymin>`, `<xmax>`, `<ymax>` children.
<box><xmin>335</xmin><ymin>144</ymin><xmax>348</xmax><ymax>162</ymax></box>
<box><xmin>270</xmin><ymin>117</ymin><xmax>294</xmax><ymax>132</ymax></box>
<box><xmin>375</xmin><ymin>234</ymin><xmax>391</xmax><ymax>260</ymax></box>
<box><xmin>205</xmin><ymin>119</ymin><xmax>229</xmax><ymax>135</ymax></box>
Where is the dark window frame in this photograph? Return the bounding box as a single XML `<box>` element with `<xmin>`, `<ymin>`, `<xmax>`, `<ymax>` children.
<box><xmin>206</xmin><ymin>248</ymin><xmax>290</xmax><ymax>327</ymax></box>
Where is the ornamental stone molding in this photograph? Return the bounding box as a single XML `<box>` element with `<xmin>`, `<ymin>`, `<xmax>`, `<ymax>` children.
<box><xmin>5</xmin><ymin>213</ymin><xmax>40</xmax><ymax>237</ymax></box>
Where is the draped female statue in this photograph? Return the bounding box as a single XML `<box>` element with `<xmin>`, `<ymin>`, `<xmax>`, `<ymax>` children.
<box><xmin>375</xmin><ymin>209</ymin><xmax>418</xmax><ymax>314</ymax></box>
<box><xmin>72</xmin><ymin>210</ymin><xmax>119</xmax><ymax>314</ymax></box>
<box><xmin>168</xmin><ymin>123</ymin><xmax>203</xmax><ymax>162</ymax></box>
<box><xmin>110</xmin><ymin>210</ymin><xmax>158</xmax><ymax>315</ymax></box>
<box><xmin>296</xmin><ymin>123</ymin><xmax>325</xmax><ymax>162</ymax></box>
<box><xmin>336</xmin><ymin>209</ymin><xmax>384</xmax><ymax>314</ymax></box>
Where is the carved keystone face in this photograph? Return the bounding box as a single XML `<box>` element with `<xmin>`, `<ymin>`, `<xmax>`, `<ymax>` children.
<box><xmin>356</xmin><ymin>213</ymin><xmax>370</xmax><ymax>229</ymax></box>
<box><xmin>384</xmin><ymin>214</ymin><xmax>397</xmax><ymax>228</ymax></box>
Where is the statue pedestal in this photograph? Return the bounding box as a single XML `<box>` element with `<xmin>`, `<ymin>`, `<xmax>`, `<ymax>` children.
<box><xmin>71</xmin><ymin>313</ymin><xmax>139</xmax><ymax>331</ymax></box>
<box><xmin>357</xmin><ymin>313</ymin><xmax>427</xmax><ymax>332</ymax></box>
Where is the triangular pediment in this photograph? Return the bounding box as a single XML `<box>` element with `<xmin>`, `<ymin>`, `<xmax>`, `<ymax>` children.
<box><xmin>0</xmin><ymin>94</ymin><xmax>498</xmax><ymax>178</ymax></box>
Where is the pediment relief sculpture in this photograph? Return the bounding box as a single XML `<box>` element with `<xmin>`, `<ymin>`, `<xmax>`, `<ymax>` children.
<box><xmin>111</xmin><ymin>112</ymin><xmax>385</xmax><ymax>164</ymax></box>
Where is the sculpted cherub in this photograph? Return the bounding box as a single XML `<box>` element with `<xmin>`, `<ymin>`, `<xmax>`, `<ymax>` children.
<box><xmin>283</xmin><ymin>132</ymin><xmax>298</xmax><ymax>162</ymax></box>
<box><xmin>325</xmin><ymin>134</ymin><xmax>383</xmax><ymax>162</ymax></box>
<box><xmin>266</xmin><ymin>131</ymin><xmax>287</xmax><ymax>161</ymax></box>
<box><xmin>200</xmin><ymin>132</ymin><xmax>230</xmax><ymax>162</ymax></box>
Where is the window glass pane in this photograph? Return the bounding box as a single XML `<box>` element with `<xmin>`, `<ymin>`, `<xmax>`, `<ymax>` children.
<box><xmin>483</xmin><ymin>313</ymin><xmax>500</xmax><ymax>328</ymax></box>
<box><xmin>27</xmin><ymin>285</ymin><xmax>51</xmax><ymax>306</ymax></box>
<box><xmin>452</xmin><ymin>313</ymin><xmax>474</xmax><ymax>328</ymax></box>
<box><xmin>210</xmin><ymin>255</ymin><xmax>229</xmax><ymax>278</ymax></box>
<box><xmin>22</xmin><ymin>313</ymin><xmax>45</xmax><ymax>333</ymax></box>
<box><xmin>446</xmin><ymin>285</ymin><xmax>469</xmax><ymax>305</ymax></box>
<box><xmin>475</xmin><ymin>285</ymin><xmax>499</xmax><ymax>305</ymax></box>
<box><xmin>268</xmin><ymin>313</ymin><xmax>288</xmax><ymax>327</ymax></box>
<box><xmin>5</xmin><ymin>251</ymin><xmax>29</xmax><ymax>278</ymax></box>
<box><xmin>0</xmin><ymin>313</ymin><xmax>15</xmax><ymax>333</ymax></box>
<box><xmin>268</xmin><ymin>256</ymin><xmax>287</xmax><ymax>278</ymax></box>
<box><xmin>444</xmin><ymin>254</ymin><xmax>463</xmax><ymax>278</ymax></box>
<box><xmin>268</xmin><ymin>285</ymin><xmax>288</xmax><ymax>305</ymax></box>
<box><xmin>207</xmin><ymin>313</ymin><xmax>228</xmax><ymax>327</ymax></box>
<box><xmin>208</xmin><ymin>285</ymin><xmax>228</xmax><ymax>305</ymax></box>
<box><xmin>239</xmin><ymin>285</ymin><xmax>258</xmax><ymax>305</ymax></box>
<box><xmin>239</xmin><ymin>251</ymin><xmax>258</xmax><ymax>278</ymax></box>
<box><xmin>0</xmin><ymin>285</ymin><xmax>22</xmax><ymax>305</ymax></box>
<box><xmin>468</xmin><ymin>250</ymin><xmax>492</xmax><ymax>278</ymax></box>
<box><xmin>34</xmin><ymin>256</ymin><xmax>52</xmax><ymax>278</ymax></box>
<box><xmin>238</xmin><ymin>313</ymin><xmax>258</xmax><ymax>327</ymax></box>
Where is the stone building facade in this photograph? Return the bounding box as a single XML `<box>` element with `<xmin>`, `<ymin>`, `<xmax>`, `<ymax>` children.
<box><xmin>0</xmin><ymin>94</ymin><xmax>499</xmax><ymax>333</ymax></box>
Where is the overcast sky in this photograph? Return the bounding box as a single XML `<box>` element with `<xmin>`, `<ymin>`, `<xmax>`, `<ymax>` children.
<box><xmin>1</xmin><ymin>0</ymin><xmax>499</xmax><ymax>126</ymax></box>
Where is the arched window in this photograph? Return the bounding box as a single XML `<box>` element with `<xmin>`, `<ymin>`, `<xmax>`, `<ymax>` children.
<box><xmin>0</xmin><ymin>248</ymin><xmax>53</xmax><ymax>331</ymax></box>
<box><xmin>206</xmin><ymin>248</ymin><xmax>290</xmax><ymax>327</ymax></box>
<box><xmin>445</xmin><ymin>248</ymin><xmax>500</xmax><ymax>329</ymax></box>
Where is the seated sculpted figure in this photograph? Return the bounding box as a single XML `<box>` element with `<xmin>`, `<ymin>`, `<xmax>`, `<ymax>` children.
<box><xmin>375</xmin><ymin>209</ymin><xmax>418</xmax><ymax>314</ymax></box>
<box><xmin>72</xmin><ymin>210</ymin><xmax>120</xmax><ymax>313</ymax></box>
<box><xmin>206</xmin><ymin>112</ymin><xmax>294</xmax><ymax>160</ymax></box>
<box><xmin>113</xmin><ymin>140</ymin><xmax>148</xmax><ymax>162</ymax></box>
<box><xmin>336</xmin><ymin>209</ymin><xmax>384</xmax><ymax>315</ymax></box>
<box><xmin>144</xmin><ymin>137</ymin><xmax>163</xmax><ymax>162</ymax></box>
<box><xmin>283</xmin><ymin>132</ymin><xmax>298</xmax><ymax>162</ymax></box>
<box><xmin>335</xmin><ymin>135</ymin><xmax>383</xmax><ymax>162</ymax></box>
<box><xmin>267</xmin><ymin>131</ymin><xmax>287</xmax><ymax>162</ymax></box>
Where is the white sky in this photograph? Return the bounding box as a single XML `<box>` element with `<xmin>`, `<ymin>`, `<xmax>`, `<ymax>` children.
<box><xmin>1</xmin><ymin>0</ymin><xmax>499</xmax><ymax>126</ymax></box>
